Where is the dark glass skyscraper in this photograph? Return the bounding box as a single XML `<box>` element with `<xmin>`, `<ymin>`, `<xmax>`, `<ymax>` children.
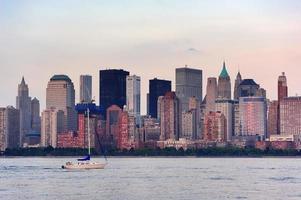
<box><xmin>148</xmin><ymin>78</ymin><xmax>171</xmax><ymax>118</ymax></box>
<box><xmin>99</xmin><ymin>69</ymin><xmax>129</xmax><ymax>117</ymax></box>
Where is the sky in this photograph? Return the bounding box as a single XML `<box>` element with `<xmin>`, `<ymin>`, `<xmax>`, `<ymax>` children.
<box><xmin>1</xmin><ymin>0</ymin><xmax>301</xmax><ymax>114</ymax></box>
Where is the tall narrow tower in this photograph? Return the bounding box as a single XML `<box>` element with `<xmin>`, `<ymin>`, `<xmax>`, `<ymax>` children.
<box><xmin>278</xmin><ymin>72</ymin><xmax>288</xmax><ymax>102</ymax></box>
<box><xmin>234</xmin><ymin>71</ymin><xmax>242</xmax><ymax>100</ymax></box>
<box><xmin>217</xmin><ymin>61</ymin><xmax>231</xmax><ymax>99</ymax></box>
<box><xmin>206</xmin><ymin>77</ymin><xmax>217</xmax><ymax>113</ymax></box>
<box><xmin>16</xmin><ymin>77</ymin><xmax>31</xmax><ymax>146</ymax></box>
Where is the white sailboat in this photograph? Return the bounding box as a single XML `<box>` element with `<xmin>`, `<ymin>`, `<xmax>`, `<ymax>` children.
<box><xmin>62</xmin><ymin>106</ymin><xmax>107</xmax><ymax>170</ymax></box>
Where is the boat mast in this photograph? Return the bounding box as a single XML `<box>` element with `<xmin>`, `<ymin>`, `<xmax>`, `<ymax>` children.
<box><xmin>87</xmin><ymin>107</ymin><xmax>91</xmax><ymax>155</ymax></box>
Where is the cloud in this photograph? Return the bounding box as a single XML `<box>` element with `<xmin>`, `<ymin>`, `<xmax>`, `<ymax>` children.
<box><xmin>187</xmin><ymin>47</ymin><xmax>199</xmax><ymax>52</ymax></box>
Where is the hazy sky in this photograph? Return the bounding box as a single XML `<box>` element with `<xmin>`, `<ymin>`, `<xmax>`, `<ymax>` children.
<box><xmin>1</xmin><ymin>0</ymin><xmax>301</xmax><ymax>114</ymax></box>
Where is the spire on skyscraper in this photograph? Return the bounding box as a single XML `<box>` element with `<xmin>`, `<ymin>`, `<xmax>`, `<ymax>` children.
<box><xmin>219</xmin><ymin>61</ymin><xmax>229</xmax><ymax>78</ymax></box>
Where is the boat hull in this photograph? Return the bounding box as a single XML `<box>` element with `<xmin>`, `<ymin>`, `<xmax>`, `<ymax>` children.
<box><xmin>62</xmin><ymin>162</ymin><xmax>107</xmax><ymax>169</ymax></box>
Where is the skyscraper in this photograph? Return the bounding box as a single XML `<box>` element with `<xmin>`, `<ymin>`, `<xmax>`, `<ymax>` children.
<box><xmin>239</xmin><ymin>97</ymin><xmax>267</xmax><ymax>138</ymax></box>
<box><xmin>31</xmin><ymin>97</ymin><xmax>41</xmax><ymax>133</ymax></box>
<box><xmin>16</xmin><ymin>77</ymin><xmax>31</xmax><ymax>146</ymax></box>
<box><xmin>99</xmin><ymin>69</ymin><xmax>129</xmax><ymax>117</ymax></box>
<box><xmin>237</xmin><ymin>79</ymin><xmax>260</xmax><ymax>98</ymax></box>
<box><xmin>175</xmin><ymin>66</ymin><xmax>202</xmax><ymax>112</ymax></box>
<box><xmin>217</xmin><ymin>62</ymin><xmax>231</xmax><ymax>99</ymax></box>
<box><xmin>126</xmin><ymin>75</ymin><xmax>141</xmax><ymax>119</ymax></box>
<box><xmin>46</xmin><ymin>75</ymin><xmax>76</xmax><ymax>131</ymax></box>
<box><xmin>149</xmin><ymin>78</ymin><xmax>171</xmax><ymax>118</ymax></box>
<box><xmin>0</xmin><ymin>106</ymin><xmax>20</xmax><ymax>151</ymax></box>
<box><xmin>215</xmin><ymin>99</ymin><xmax>234</xmax><ymax>141</ymax></box>
<box><xmin>206</xmin><ymin>77</ymin><xmax>218</xmax><ymax>113</ymax></box>
<box><xmin>234</xmin><ymin>71</ymin><xmax>242</xmax><ymax>100</ymax></box>
<box><xmin>278</xmin><ymin>72</ymin><xmax>288</xmax><ymax>102</ymax></box>
<box><xmin>41</xmin><ymin>108</ymin><xmax>64</xmax><ymax>147</ymax></box>
<box><xmin>204</xmin><ymin>111</ymin><xmax>227</xmax><ymax>142</ymax></box>
<box><xmin>80</xmin><ymin>75</ymin><xmax>92</xmax><ymax>103</ymax></box>
<box><xmin>280</xmin><ymin>97</ymin><xmax>301</xmax><ymax>135</ymax></box>
<box><xmin>158</xmin><ymin>92</ymin><xmax>180</xmax><ymax>140</ymax></box>
<box><xmin>267</xmin><ymin>100</ymin><xmax>278</xmax><ymax>137</ymax></box>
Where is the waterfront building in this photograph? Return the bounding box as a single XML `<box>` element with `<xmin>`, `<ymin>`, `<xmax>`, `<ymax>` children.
<box><xmin>126</xmin><ymin>75</ymin><xmax>141</xmax><ymax>123</ymax></box>
<box><xmin>99</xmin><ymin>69</ymin><xmax>129</xmax><ymax>117</ymax></box>
<box><xmin>41</xmin><ymin>108</ymin><xmax>64</xmax><ymax>147</ymax></box>
<box><xmin>148</xmin><ymin>78</ymin><xmax>171</xmax><ymax>118</ymax></box>
<box><xmin>217</xmin><ymin>62</ymin><xmax>231</xmax><ymax>99</ymax></box>
<box><xmin>280</xmin><ymin>97</ymin><xmax>301</xmax><ymax>135</ymax></box>
<box><xmin>239</xmin><ymin>96</ymin><xmax>267</xmax><ymax>138</ymax></box>
<box><xmin>46</xmin><ymin>75</ymin><xmax>76</xmax><ymax>131</ymax></box>
<box><xmin>106</xmin><ymin>105</ymin><xmax>122</xmax><ymax>147</ymax></box>
<box><xmin>80</xmin><ymin>75</ymin><xmax>92</xmax><ymax>103</ymax></box>
<box><xmin>16</xmin><ymin>77</ymin><xmax>31</xmax><ymax>146</ymax></box>
<box><xmin>204</xmin><ymin>111</ymin><xmax>227</xmax><ymax>142</ymax></box>
<box><xmin>267</xmin><ymin>100</ymin><xmax>279</xmax><ymax>137</ymax></box>
<box><xmin>215</xmin><ymin>99</ymin><xmax>234</xmax><ymax>141</ymax></box>
<box><xmin>0</xmin><ymin>106</ymin><xmax>20</xmax><ymax>151</ymax></box>
<box><xmin>31</xmin><ymin>97</ymin><xmax>41</xmax><ymax>133</ymax></box>
<box><xmin>158</xmin><ymin>92</ymin><xmax>180</xmax><ymax>140</ymax></box>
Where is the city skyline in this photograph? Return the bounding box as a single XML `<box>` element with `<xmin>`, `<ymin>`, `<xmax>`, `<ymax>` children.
<box><xmin>1</xmin><ymin>1</ymin><xmax>301</xmax><ymax>114</ymax></box>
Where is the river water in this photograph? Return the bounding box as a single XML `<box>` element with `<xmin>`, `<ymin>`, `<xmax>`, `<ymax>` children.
<box><xmin>1</xmin><ymin>157</ymin><xmax>301</xmax><ymax>200</ymax></box>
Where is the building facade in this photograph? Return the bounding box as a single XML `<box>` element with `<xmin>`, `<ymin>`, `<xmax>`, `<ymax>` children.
<box><xmin>215</xmin><ymin>99</ymin><xmax>234</xmax><ymax>141</ymax></box>
<box><xmin>46</xmin><ymin>75</ymin><xmax>76</xmax><ymax>131</ymax></box>
<box><xmin>280</xmin><ymin>97</ymin><xmax>301</xmax><ymax>135</ymax></box>
<box><xmin>278</xmin><ymin>72</ymin><xmax>288</xmax><ymax>102</ymax></box>
<box><xmin>239</xmin><ymin>97</ymin><xmax>267</xmax><ymax>138</ymax></box>
<box><xmin>16</xmin><ymin>77</ymin><xmax>31</xmax><ymax>146</ymax></box>
<box><xmin>206</xmin><ymin>77</ymin><xmax>218</xmax><ymax>113</ymax></box>
<box><xmin>158</xmin><ymin>92</ymin><xmax>180</xmax><ymax>141</ymax></box>
<box><xmin>80</xmin><ymin>75</ymin><xmax>92</xmax><ymax>103</ymax></box>
<box><xmin>31</xmin><ymin>97</ymin><xmax>41</xmax><ymax>133</ymax></box>
<box><xmin>237</xmin><ymin>79</ymin><xmax>260</xmax><ymax>98</ymax></box>
<box><xmin>0</xmin><ymin>107</ymin><xmax>20</xmax><ymax>151</ymax></box>
<box><xmin>234</xmin><ymin>71</ymin><xmax>242</xmax><ymax>100</ymax></box>
<box><xmin>204</xmin><ymin>111</ymin><xmax>227</xmax><ymax>142</ymax></box>
<box><xmin>149</xmin><ymin>78</ymin><xmax>171</xmax><ymax>118</ymax></box>
<box><xmin>99</xmin><ymin>69</ymin><xmax>129</xmax><ymax>117</ymax></box>
<box><xmin>126</xmin><ymin>75</ymin><xmax>141</xmax><ymax>121</ymax></box>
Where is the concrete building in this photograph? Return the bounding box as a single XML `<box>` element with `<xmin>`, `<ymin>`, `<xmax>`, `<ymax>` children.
<box><xmin>46</xmin><ymin>75</ymin><xmax>76</xmax><ymax>131</ymax></box>
<box><xmin>16</xmin><ymin>77</ymin><xmax>31</xmax><ymax>146</ymax></box>
<box><xmin>217</xmin><ymin>62</ymin><xmax>231</xmax><ymax>99</ymax></box>
<box><xmin>215</xmin><ymin>99</ymin><xmax>234</xmax><ymax>141</ymax></box>
<box><xmin>278</xmin><ymin>72</ymin><xmax>288</xmax><ymax>102</ymax></box>
<box><xmin>204</xmin><ymin>111</ymin><xmax>227</xmax><ymax>142</ymax></box>
<box><xmin>99</xmin><ymin>69</ymin><xmax>129</xmax><ymax>117</ymax></box>
<box><xmin>31</xmin><ymin>97</ymin><xmax>41</xmax><ymax>133</ymax></box>
<box><xmin>280</xmin><ymin>97</ymin><xmax>301</xmax><ymax>135</ymax></box>
<box><xmin>158</xmin><ymin>92</ymin><xmax>180</xmax><ymax>141</ymax></box>
<box><xmin>267</xmin><ymin>100</ymin><xmax>279</xmax><ymax>137</ymax></box>
<box><xmin>0</xmin><ymin>107</ymin><xmax>20</xmax><ymax>151</ymax></box>
<box><xmin>206</xmin><ymin>77</ymin><xmax>217</xmax><ymax>113</ymax></box>
<box><xmin>80</xmin><ymin>75</ymin><xmax>92</xmax><ymax>103</ymax></box>
<box><xmin>149</xmin><ymin>78</ymin><xmax>171</xmax><ymax>118</ymax></box>
<box><xmin>106</xmin><ymin>105</ymin><xmax>122</xmax><ymax>148</ymax></box>
<box><xmin>239</xmin><ymin>97</ymin><xmax>267</xmax><ymax>138</ymax></box>
<box><xmin>141</xmin><ymin>116</ymin><xmax>161</xmax><ymax>142</ymax></box>
<box><xmin>41</xmin><ymin>108</ymin><xmax>64</xmax><ymax>147</ymax></box>
<box><xmin>126</xmin><ymin>75</ymin><xmax>141</xmax><ymax>123</ymax></box>
<box><xmin>233</xmin><ymin>101</ymin><xmax>240</xmax><ymax>136</ymax></box>
<box><xmin>175</xmin><ymin>66</ymin><xmax>202</xmax><ymax>112</ymax></box>
<box><xmin>234</xmin><ymin>71</ymin><xmax>242</xmax><ymax>100</ymax></box>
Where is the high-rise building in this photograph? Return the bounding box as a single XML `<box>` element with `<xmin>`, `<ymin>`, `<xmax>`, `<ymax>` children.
<box><xmin>31</xmin><ymin>97</ymin><xmax>41</xmax><ymax>133</ymax></box>
<box><xmin>46</xmin><ymin>75</ymin><xmax>76</xmax><ymax>131</ymax></box>
<box><xmin>16</xmin><ymin>77</ymin><xmax>31</xmax><ymax>146</ymax></box>
<box><xmin>215</xmin><ymin>99</ymin><xmax>234</xmax><ymax>141</ymax></box>
<box><xmin>141</xmin><ymin>116</ymin><xmax>160</xmax><ymax>142</ymax></box>
<box><xmin>204</xmin><ymin>111</ymin><xmax>227</xmax><ymax>142</ymax></box>
<box><xmin>278</xmin><ymin>72</ymin><xmax>288</xmax><ymax>102</ymax></box>
<box><xmin>175</xmin><ymin>66</ymin><xmax>202</xmax><ymax>112</ymax></box>
<box><xmin>206</xmin><ymin>77</ymin><xmax>218</xmax><ymax>113</ymax></box>
<box><xmin>280</xmin><ymin>97</ymin><xmax>301</xmax><ymax>135</ymax></box>
<box><xmin>239</xmin><ymin>97</ymin><xmax>267</xmax><ymax>138</ymax></box>
<box><xmin>234</xmin><ymin>71</ymin><xmax>242</xmax><ymax>100</ymax></box>
<box><xmin>80</xmin><ymin>75</ymin><xmax>92</xmax><ymax>103</ymax></box>
<box><xmin>41</xmin><ymin>108</ymin><xmax>64</xmax><ymax>147</ymax></box>
<box><xmin>158</xmin><ymin>92</ymin><xmax>180</xmax><ymax>140</ymax></box>
<box><xmin>0</xmin><ymin>106</ymin><xmax>20</xmax><ymax>151</ymax></box>
<box><xmin>267</xmin><ymin>100</ymin><xmax>279</xmax><ymax>137</ymax></box>
<box><xmin>233</xmin><ymin>101</ymin><xmax>240</xmax><ymax>136</ymax></box>
<box><xmin>149</xmin><ymin>78</ymin><xmax>171</xmax><ymax>118</ymax></box>
<box><xmin>99</xmin><ymin>69</ymin><xmax>129</xmax><ymax>117</ymax></box>
<box><xmin>237</xmin><ymin>79</ymin><xmax>259</xmax><ymax>98</ymax></box>
<box><xmin>217</xmin><ymin>62</ymin><xmax>231</xmax><ymax>99</ymax></box>
<box><xmin>106</xmin><ymin>105</ymin><xmax>122</xmax><ymax>147</ymax></box>
<box><xmin>126</xmin><ymin>75</ymin><xmax>141</xmax><ymax>119</ymax></box>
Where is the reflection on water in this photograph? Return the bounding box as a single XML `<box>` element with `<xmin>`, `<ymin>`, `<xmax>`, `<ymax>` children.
<box><xmin>1</xmin><ymin>157</ymin><xmax>301</xmax><ymax>200</ymax></box>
